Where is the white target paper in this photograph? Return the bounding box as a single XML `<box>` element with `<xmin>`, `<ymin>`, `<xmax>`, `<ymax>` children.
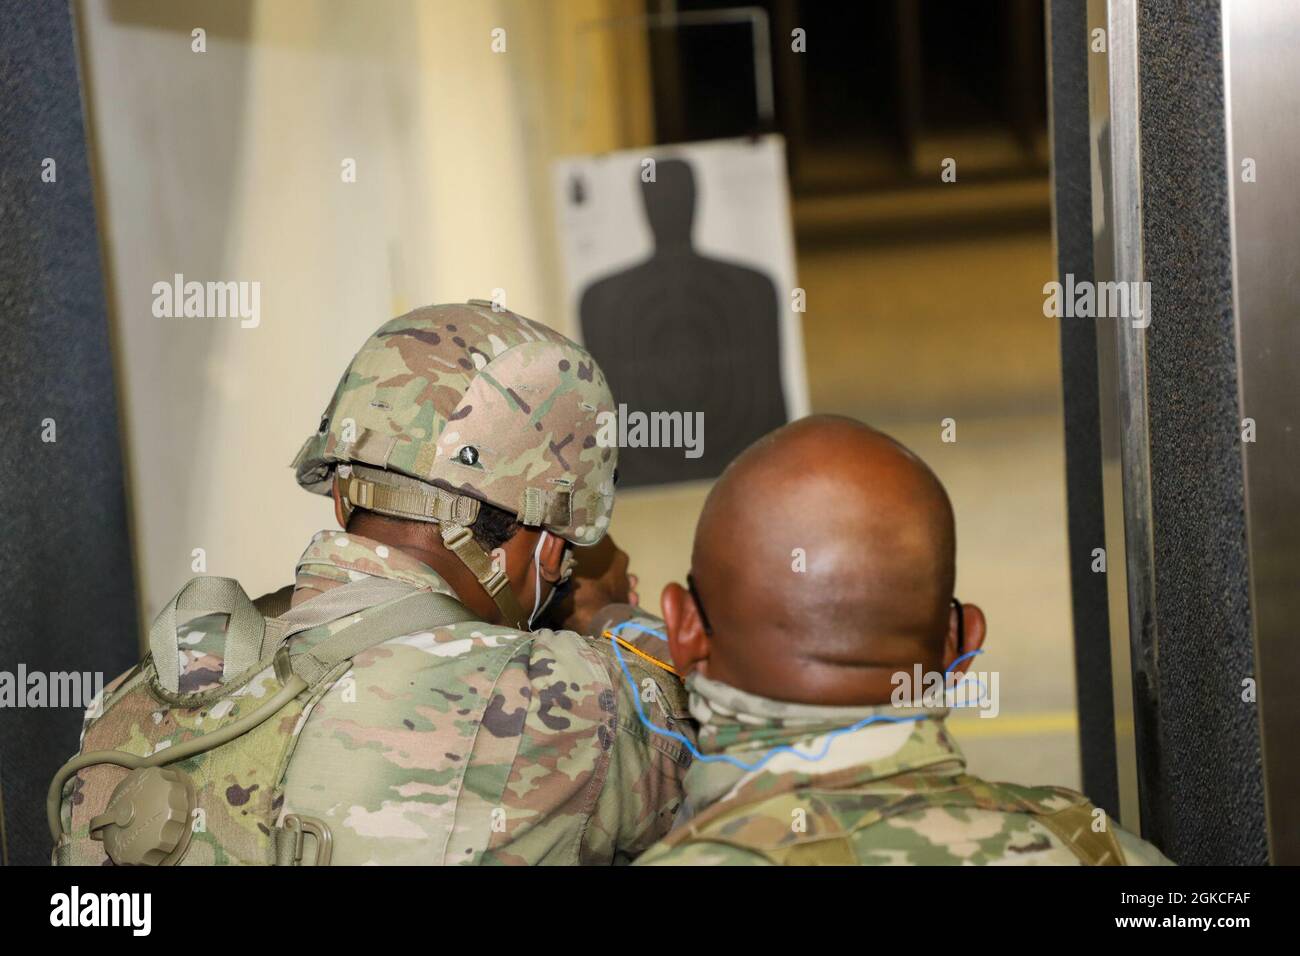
<box><xmin>553</xmin><ymin>135</ymin><xmax>809</xmax><ymax>487</ymax></box>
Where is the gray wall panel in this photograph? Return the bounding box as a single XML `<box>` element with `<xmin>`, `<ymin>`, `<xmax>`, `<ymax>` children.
<box><xmin>1135</xmin><ymin>0</ymin><xmax>1265</xmax><ymax>864</ymax></box>
<box><xmin>0</xmin><ymin>0</ymin><xmax>139</xmax><ymax>865</ymax></box>
<box><xmin>1048</xmin><ymin>0</ymin><xmax>1120</xmax><ymax>819</ymax></box>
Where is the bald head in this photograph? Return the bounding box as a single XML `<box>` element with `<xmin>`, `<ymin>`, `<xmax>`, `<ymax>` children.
<box><xmin>663</xmin><ymin>415</ymin><xmax>977</xmax><ymax>706</ymax></box>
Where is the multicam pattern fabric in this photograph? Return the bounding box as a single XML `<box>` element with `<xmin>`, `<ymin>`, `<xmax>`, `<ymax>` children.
<box><xmin>635</xmin><ymin>674</ymin><xmax>1173</xmax><ymax>866</ymax></box>
<box><xmin>175</xmin><ymin>614</ymin><xmax>230</xmax><ymax>695</ymax></box>
<box><xmin>292</xmin><ymin>302</ymin><xmax>618</xmax><ymax>546</ymax></box>
<box><xmin>57</xmin><ymin>532</ymin><xmax>693</xmax><ymax>866</ymax></box>
<box><xmin>278</xmin><ymin>531</ymin><xmax>693</xmax><ymax>864</ymax></box>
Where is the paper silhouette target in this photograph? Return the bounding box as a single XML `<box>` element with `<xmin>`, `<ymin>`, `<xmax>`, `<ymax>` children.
<box><xmin>554</xmin><ymin>136</ymin><xmax>808</xmax><ymax>488</ymax></box>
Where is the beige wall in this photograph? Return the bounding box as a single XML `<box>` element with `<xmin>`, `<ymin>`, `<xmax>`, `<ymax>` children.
<box><xmin>78</xmin><ymin>0</ymin><xmax>653</xmax><ymax>633</ymax></box>
<box><xmin>77</xmin><ymin>0</ymin><xmax>1075</xmax><ymax>790</ymax></box>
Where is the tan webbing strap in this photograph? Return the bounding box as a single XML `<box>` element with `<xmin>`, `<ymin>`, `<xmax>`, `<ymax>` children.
<box><xmin>334</xmin><ymin>468</ymin><xmax>528</xmax><ymax>628</ymax></box>
<box><xmin>440</xmin><ymin>522</ymin><xmax>527</xmax><ymax>628</ymax></box>
<box><xmin>338</xmin><ymin>473</ymin><xmax>481</xmax><ymax>525</ymax></box>
<box><xmin>520</xmin><ymin>483</ymin><xmax>572</xmax><ymax>527</ymax></box>
<box><xmin>290</xmin><ymin>588</ymin><xmax>475</xmax><ymax>685</ymax></box>
<box><xmin>259</xmin><ymin>577</ymin><xmax>428</xmax><ymax>659</ymax></box>
<box><xmin>149</xmin><ymin>577</ymin><xmax>265</xmax><ymax>693</ymax></box>
<box><xmin>151</xmin><ymin>578</ymin><xmax>447</xmax><ymax>694</ymax></box>
<box><xmin>521</xmin><ymin>487</ymin><xmax>545</xmax><ymax>526</ymax></box>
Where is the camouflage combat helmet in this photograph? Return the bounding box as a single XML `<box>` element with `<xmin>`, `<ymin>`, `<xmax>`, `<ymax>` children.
<box><xmin>292</xmin><ymin>300</ymin><xmax>618</xmax><ymax>627</ymax></box>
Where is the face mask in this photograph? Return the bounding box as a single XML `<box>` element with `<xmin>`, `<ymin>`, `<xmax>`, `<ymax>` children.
<box><xmin>527</xmin><ymin>531</ymin><xmax>574</xmax><ymax>629</ymax></box>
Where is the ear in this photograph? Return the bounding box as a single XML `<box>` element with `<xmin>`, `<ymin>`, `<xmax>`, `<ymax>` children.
<box><xmin>662</xmin><ymin>581</ymin><xmax>710</xmax><ymax>677</ymax></box>
<box><xmin>942</xmin><ymin>602</ymin><xmax>987</xmax><ymax>676</ymax></box>
<box><xmin>536</xmin><ymin>531</ymin><xmax>566</xmax><ymax>582</ymax></box>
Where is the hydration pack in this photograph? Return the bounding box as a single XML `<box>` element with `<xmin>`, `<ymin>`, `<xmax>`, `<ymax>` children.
<box><xmin>49</xmin><ymin>575</ymin><xmax>471</xmax><ymax>866</ymax></box>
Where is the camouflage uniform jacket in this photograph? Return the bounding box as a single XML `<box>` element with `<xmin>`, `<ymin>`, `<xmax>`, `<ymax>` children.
<box><xmin>274</xmin><ymin>530</ymin><xmax>693</xmax><ymax>864</ymax></box>
<box><xmin>635</xmin><ymin>675</ymin><xmax>1172</xmax><ymax>866</ymax></box>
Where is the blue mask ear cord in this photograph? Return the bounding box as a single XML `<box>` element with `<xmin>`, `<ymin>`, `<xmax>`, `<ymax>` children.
<box><xmin>606</xmin><ymin>621</ymin><xmax>931</xmax><ymax>772</ymax></box>
<box><xmin>603</xmin><ymin>596</ymin><xmax>987</xmax><ymax>773</ymax></box>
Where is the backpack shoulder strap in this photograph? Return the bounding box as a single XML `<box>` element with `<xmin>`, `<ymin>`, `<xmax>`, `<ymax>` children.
<box><xmin>149</xmin><ymin>577</ymin><xmax>263</xmax><ymax>693</ymax></box>
<box><xmin>148</xmin><ymin>575</ymin><xmax>476</xmax><ymax>694</ymax></box>
<box><xmin>287</xmin><ymin>587</ymin><xmax>476</xmax><ymax>686</ymax></box>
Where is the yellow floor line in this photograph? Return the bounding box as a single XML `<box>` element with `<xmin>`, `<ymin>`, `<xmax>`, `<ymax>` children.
<box><xmin>947</xmin><ymin>711</ymin><xmax>1078</xmax><ymax>738</ymax></box>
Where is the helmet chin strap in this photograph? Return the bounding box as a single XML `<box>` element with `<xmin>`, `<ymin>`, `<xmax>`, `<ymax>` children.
<box><xmin>333</xmin><ymin>467</ymin><xmax>569</xmax><ymax>630</ymax></box>
<box><xmin>441</xmin><ymin>523</ymin><xmax>574</xmax><ymax>631</ymax></box>
<box><xmin>438</xmin><ymin>522</ymin><xmax>528</xmax><ymax>629</ymax></box>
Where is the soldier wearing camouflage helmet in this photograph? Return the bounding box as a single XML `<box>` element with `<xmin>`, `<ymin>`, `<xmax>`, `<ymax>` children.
<box><xmin>280</xmin><ymin>301</ymin><xmax>694</xmax><ymax>863</ymax></box>
<box><xmin>292</xmin><ymin>300</ymin><xmax>620</xmax><ymax>627</ymax></box>
<box><xmin>635</xmin><ymin>416</ymin><xmax>1172</xmax><ymax>867</ymax></box>
<box><xmin>52</xmin><ymin>301</ymin><xmax>692</xmax><ymax>867</ymax></box>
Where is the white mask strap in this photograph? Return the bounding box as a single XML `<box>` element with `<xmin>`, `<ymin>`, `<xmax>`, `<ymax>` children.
<box><xmin>528</xmin><ymin>531</ymin><xmax>553</xmax><ymax>629</ymax></box>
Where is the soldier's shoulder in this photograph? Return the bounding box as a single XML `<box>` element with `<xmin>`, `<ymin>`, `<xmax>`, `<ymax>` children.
<box><xmin>850</xmin><ymin>802</ymin><xmax>1088</xmax><ymax>865</ymax></box>
<box><xmin>384</xmin><ymin>616</ymin><xmax>640</xmax><ymax>692</ymax></box>
<box><xmin>372</xmin><ymin>616</ymin><xmax>529</xmax><ymax>654</ymax></box>
<box><xmin>577</xmin><ymin>612</ymin><xmax>695</xmax><ymax>765</ymax></box>
<box><xmin>970</xmin><ymin>781</ymin><xmax>1173</xmax><ymax>865</ymax></box>
<box><xmin>847</xmin><ymin>782</ymin><xmax>1174</xmax><ymax>866</ymax></box>
<box><xmin>584</xmin><ymin>624</ymin><xmax>689</xmax><ymax>720</ymax></box>
<box><xmin>347</xmin><ymin>618</ymin><xmax>537</xmax><ymax>689</ymax></box>
<box><xmin>586</xmin><ymin>604</ymin><xmax>679</xmax><ymax>673</ymax></box>
<box><xmin>678</xmin><ymin>781</ymin><xmax>1088</xmax><ymax>865</ymax></box>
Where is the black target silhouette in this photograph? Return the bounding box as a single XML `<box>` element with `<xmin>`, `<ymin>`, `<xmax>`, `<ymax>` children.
<box><xmin>578</xmin><ymin>158</ymin><xmax>788</xmax><ymax>487</ymax></box>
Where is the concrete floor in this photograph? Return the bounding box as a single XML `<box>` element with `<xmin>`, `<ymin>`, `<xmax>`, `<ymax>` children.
<box><xmin>610</xmin><ymin>209</ymin><xmax>1083</xmax><ymax>791</ymax></box>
